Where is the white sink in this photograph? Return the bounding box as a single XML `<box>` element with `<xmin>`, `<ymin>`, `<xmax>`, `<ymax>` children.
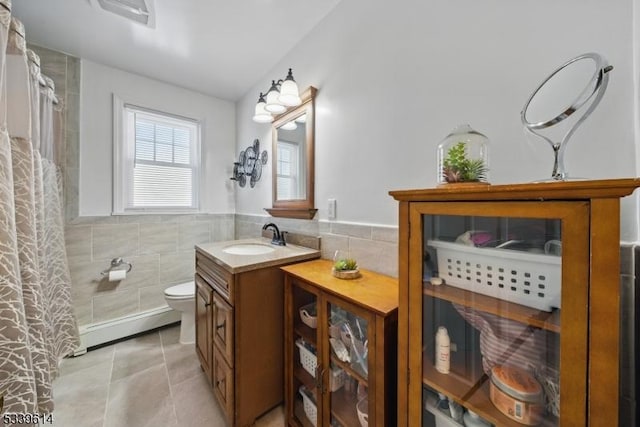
<box><xmin>222</xmin><ymin>243</ymin><xmax>276</xmax><ymax>255</ymax></box>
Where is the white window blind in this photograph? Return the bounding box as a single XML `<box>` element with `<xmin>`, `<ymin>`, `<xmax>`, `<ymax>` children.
<box><xmin>114</xmin><ymin>99</ymin><xmax>201</xmax><ymax>213</ymax></box>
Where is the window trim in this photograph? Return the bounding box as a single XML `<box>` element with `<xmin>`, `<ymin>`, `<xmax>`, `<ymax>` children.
<box><xmin>112</xmin><ymin>95</ymin><xmax>202</xmax><ymax>214</ymax></box>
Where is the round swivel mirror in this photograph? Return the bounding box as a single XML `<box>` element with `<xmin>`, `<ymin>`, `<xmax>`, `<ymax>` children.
<box><xmin>521</xmin><ymin>53</ymin><xmax>613</xmax><ymax>180</ymax></box>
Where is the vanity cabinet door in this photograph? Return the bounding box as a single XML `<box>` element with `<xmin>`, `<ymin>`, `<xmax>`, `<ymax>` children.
<box><xmin>195</xmin><ymin>274</ymin><xmax>213</xmax><ymax>383</ymax></box>
<box><xmin>213</xmin><ymin>291</ymin><xmax>234</xmax><ymax>367</ymax></box>
<box><xmin>213</xmin><ymin>347</ymin><xmax>234</xmax><ymax>423</ymax></box>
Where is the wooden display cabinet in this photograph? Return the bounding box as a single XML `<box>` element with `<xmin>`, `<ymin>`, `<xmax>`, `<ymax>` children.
<box><xmin>282</xmin><ymin>259</ymin><xmax>398</xmax><ymax>427</ymax></box>
<box><xmin>390</xmin><ymin>179</ymin><xmax>640</xmax><ymax>427</ymax></box>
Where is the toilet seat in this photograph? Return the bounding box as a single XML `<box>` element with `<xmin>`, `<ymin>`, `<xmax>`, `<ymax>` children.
<box><xmin>164</xmin><ymin>281</ymin><xmax>194</xmax><ymax>299</ymax></box>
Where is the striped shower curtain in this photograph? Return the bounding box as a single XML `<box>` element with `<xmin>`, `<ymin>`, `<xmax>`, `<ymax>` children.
<box><xmin>0</xmin><ymin>7</ymin><xmax>80</xmax><ymax>416</ymax></box>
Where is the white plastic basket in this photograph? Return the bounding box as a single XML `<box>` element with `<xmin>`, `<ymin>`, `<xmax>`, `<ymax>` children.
<box><xmin>329</xmin><ymin>368</ymin><xmax>346</xmax><ymax>392</ymax></box>
<box><xmin>299</xmin><ymin>387</ymin><xmax>317</xmax><ymax>427</ymax></box>
<box><xmin>299</xmin><ymin>303</ymin><xmax>318</xmax><ymax>328</ymax></box>
<box><xmin>295</xmin><ymin>340</ymin><xmax>346</xmax><ymax>391</ymax></box>
<box><xmin>296</xmin><ymin>340</ymin><xmax>317</xmax><ymax>377</ymax></box>
<box><xmin>428</xmin><ymin>240</ymin><xmax>561</xmax><ymax>312</ymax></box>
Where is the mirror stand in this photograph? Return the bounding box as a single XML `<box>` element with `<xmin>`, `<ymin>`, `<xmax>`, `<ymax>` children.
<box><xmin>521</xmin><ymin>53</ymin><xmax>613</xmax><ymax>181</ymax></box>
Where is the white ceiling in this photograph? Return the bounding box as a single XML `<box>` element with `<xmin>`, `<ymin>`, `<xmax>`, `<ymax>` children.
<box><xmin>12</xmin><ymin>0</ymin><xmax>342</xmax><ymax>100</ymax></box>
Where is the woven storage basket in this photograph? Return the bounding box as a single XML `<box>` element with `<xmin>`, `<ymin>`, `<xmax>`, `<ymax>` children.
<box><xmin>429</xmin><ymin>240</ymin><xmax>561</xmax><ymax>311</ymax></box>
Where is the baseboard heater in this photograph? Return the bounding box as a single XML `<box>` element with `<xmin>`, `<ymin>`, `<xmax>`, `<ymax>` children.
<box><xmin>73</xmin><ymin>306</ymin><xmax>180</xmax><ymax>356</ymax></box>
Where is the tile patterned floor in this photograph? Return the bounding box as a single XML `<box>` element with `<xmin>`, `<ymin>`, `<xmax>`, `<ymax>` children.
<box><xmin>51</xmin><ymin>324</ymin><xmax>284</xmax><ymax>427</ymax></box>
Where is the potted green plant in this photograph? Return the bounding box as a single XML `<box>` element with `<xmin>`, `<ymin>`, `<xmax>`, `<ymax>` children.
<box><xmin>441</xmin><ymin>141</ymin><xmax>488</xmax><ymax>184</ymax></box>
<box><xmin>332</xmin><ymin>257</ymin><xmax>361</xmax><ymax>279</ymax></box>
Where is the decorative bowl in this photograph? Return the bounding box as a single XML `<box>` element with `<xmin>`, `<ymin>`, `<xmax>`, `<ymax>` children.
<box><xmin>332</xmin><ymin>268</ymin><xmax>361</xmax><ymax>280</ymax></box>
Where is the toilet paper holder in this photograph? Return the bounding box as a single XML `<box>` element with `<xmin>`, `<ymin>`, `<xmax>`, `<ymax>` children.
<box><xmin>100</xmin><ymin>257</ymin><xmax>133</xmax><ymax>277</ymax></box>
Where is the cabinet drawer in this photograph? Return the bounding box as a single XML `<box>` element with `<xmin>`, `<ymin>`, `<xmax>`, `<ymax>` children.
<box><xmin>213</xmin><ymin>347</ymin><xmax>234</xmax><ymax>423</ymax></box>
<box><xmin>213</xmin><ymin>291</ymin><xmax>234</xmax><ymax>367</ymax></box>
<box><xmin>196</xmin><ymin>251</ymin><xmax>234</xmax><ymax>303</ymax></box>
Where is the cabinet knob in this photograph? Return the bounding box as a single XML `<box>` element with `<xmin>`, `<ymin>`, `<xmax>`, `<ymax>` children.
<box><xmin>216</xmin><ymin>320</ymin><xmax>226</xmax><ymax>331</ymax></box>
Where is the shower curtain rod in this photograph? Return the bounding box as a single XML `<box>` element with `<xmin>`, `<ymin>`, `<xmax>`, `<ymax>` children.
<box><xmin>38</xmin><ymin>75</ymin><xmax>59</xmax><ymax>105</ymax></box>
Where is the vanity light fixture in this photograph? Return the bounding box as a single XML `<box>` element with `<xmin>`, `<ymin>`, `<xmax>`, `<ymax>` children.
<box><xmin>252</xmin><ymin>68</ymin><xmax>302</xmax><ymax>122</ymax></box>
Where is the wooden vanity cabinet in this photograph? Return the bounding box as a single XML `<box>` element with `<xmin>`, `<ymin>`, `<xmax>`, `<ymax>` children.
<box><xmin>281</xmin><ymin>259</ymin><xmax>398</xmax><ymax>427</ymax></box>
<box><xmin>390</xmin><ymin>179</ymin><xmax>640</xmax><ymax>427</ymax></box>
<box><xmin>195</xmin><ymin>248</ymin><xmax>317</xmax><ymax>427</ymax></box>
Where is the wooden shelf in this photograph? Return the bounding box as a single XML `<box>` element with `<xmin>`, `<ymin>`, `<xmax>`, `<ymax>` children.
<box><xmin>294</xmin><ymin>365</ymin><xmax>316</xmax><ymax>390</ymax></box>
<box><xmin>423</xmin><ymin>282</ymin><xmax>561</xmax><ymax>333</ymax></box>
<box><xmin>422</xmin><ymin>352</ymin><xmax>557</xmax><ymax>427</ymax></box>
<box><xmin>330</xmin><ymin>386</ymin><xmax>362</xmax><ymax>427</ymax></box>
<box><xmin>330</xmin><ymin>355</ymin><xmax>368</xmax><ymax>387</ymax></box>
<box><xmin>295</xmin><ymin>323</ymin><xmax>317</xmax><ymax>345</ymax></box>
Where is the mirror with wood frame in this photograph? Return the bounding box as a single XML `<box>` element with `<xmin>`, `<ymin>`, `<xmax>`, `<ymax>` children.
<box><xmin>265</xmin><ymin>86</ymin><xmax>317</xmax><ymax>219</ymax></box>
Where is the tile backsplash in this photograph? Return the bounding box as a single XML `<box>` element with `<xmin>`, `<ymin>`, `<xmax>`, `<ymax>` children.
<box><xmin>65</xmin><ymin>214</ymin><xmax>234</xmax><ymax>325</ymax></box>
<box><xmin>236</xmin><ymin>214</ymin><xmax>398</xmax><ymax>278</ymax></box>
<box><xmin>66</xmin><ymin>213</ymin><xmax>398</xmax><ymax>328</ymax></box>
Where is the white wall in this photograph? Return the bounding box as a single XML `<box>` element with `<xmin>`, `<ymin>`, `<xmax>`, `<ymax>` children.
<box><xmin>80</xmin><ymin>59</ymin><xmax>236</xmax><ymax>216</ymax></box>
<box><xmin>236</xmin><ymin>0</ymin><xmax>639</xmax><ymax>239</ymax></box>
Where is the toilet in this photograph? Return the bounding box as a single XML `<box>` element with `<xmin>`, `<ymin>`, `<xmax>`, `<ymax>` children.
<box><xmin>164</xmin><ymin>281</ymin><xmax>196</xmax><ymax>344</ymax></box>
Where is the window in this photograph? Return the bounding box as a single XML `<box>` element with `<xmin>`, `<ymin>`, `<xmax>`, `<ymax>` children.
<box><xmin>114</xmin><ymin>99</ymin><xmax>201</xmax><ymax>213</ymax></box>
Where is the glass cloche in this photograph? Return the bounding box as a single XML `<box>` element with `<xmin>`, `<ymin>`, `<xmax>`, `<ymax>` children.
<box><xmin>436</xmin><ymin>124</ymin><xmax>490</xmax><ymax>185</ymax></box>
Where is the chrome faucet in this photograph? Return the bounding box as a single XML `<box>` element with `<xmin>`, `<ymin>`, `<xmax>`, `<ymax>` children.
<box><xmin>262</xmin><ymin>223</ymin><xmax>286</xmax><ymax>246</ymax></box>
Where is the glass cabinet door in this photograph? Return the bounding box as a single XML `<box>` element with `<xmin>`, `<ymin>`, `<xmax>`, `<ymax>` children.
<box><xmin>414</xmin><ymin>201</ymin><xmax>589</xmax><ymax>427</ymax></box>
<box><xmin>325</xmin><ymin>299</ymin><xmax>371</xmax><ymax>427</ymax></box>
<box><xmin>291</xmin><ymin>282</ymin><xmax>320</xmax><ymax>427</ymax></box>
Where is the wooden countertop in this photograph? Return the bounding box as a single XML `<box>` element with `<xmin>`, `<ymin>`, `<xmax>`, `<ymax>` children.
<box><xmin>196</xmin><ymin>238</ymin><xmax>320</xmax><ymax>274</ymax></box>
<box><xmin>389</xmin><ymin>178</ymin><xmax>640</xmax><ymax>202</ymax></box>
<box><xmin>281</xmin><ymin>259</ymin><xmax>398</xmax><ymax>316</ymax></box>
